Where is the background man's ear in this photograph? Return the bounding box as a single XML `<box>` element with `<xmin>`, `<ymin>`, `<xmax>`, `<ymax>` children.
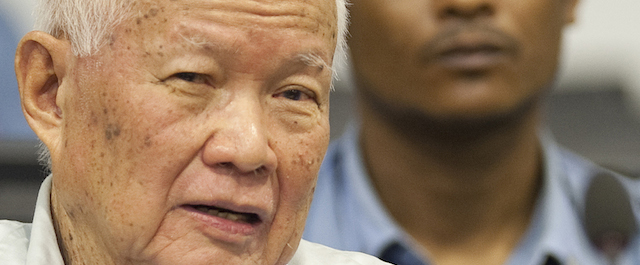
<box><xmin>15</xmin><ymin>31</ymin><xmax>71</xmax><ymax>148</ymax></box>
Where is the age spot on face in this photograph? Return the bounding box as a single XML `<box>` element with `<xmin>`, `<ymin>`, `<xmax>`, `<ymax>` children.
<box><xmin>90</xmin><ymin>111</ymin><xmax>98</xmax><ymax>126</ymax></box>
<box><xmin>105</xmin><ymin>124</ymin><xmax>122</xmax><ymax>140</ymax></box>
<box><xmin>148</xmin><ymin>8</ymin><xmax>159</xmax><ymax>17</ymax></box>
<box><xmin>144</xmin><ymin>135</ymin><xmax>152</xmax><ymax>147</ymax></box>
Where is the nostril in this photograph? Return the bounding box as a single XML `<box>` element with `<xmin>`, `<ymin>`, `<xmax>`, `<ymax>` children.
<box><xmin>440</xmin><ymin>3</ymin><xmax>494</xmax><ymax>20</ymax></box>
<box><xmin>213</xmin><ymin>162</ymin><xmax>271</xmax><ymax>177</ymax></box>
<box><xmin>217</xmin><ymin>162</ymin><xmax>233</xmax><ymax>169</ymax></box>
<box><xmin>252</xmin><ymin>166</ymin><xmax>268</xmax><ymax>176</ymax></box>
<box><xmin>442</xmin><ymin>7</ymin><xmax>458</xmax><ymax>18</ymax></box>
<box><xmin>477</xmin><ymin>4</ymin><xmax>493</xmax><ymax>16</ymax></box>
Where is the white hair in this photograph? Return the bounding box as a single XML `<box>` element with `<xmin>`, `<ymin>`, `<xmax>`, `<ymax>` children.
<box><xmin>334</xmin><ymin>0</ymin><xmax>350</xmax><ymax>78</ymax></box>
<box><xmin>34</xmin><ymin>0</ymin><xmax>349</xmax><ymax>61</ymax></box>
<box><xmin>34</xmin><ymin>0</ymin><xmax>134</xmax><ymax>57</ymax></box>
<box><xmin>33</xmin><ymin>0</ymin><xmax>350</xmax><ymax>172</ymax></box>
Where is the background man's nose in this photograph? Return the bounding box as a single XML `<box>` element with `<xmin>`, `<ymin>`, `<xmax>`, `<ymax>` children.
<box><xmin>436</xmin><ymin>0</ymin><xmax>495</xmax><ymax>20</ymax></box>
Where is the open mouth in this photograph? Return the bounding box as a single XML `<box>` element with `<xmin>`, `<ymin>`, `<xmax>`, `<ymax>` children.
<box><xmin>191</xmin><ymin>205</ymin><xmax>261</xmax><ymax>225</ymax></box>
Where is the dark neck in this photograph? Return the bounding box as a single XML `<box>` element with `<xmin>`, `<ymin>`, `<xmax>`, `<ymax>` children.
<box><xmin>357</xmin><ymin>91</ymin><xmax>544</xmax><ymax>265</ymax></box>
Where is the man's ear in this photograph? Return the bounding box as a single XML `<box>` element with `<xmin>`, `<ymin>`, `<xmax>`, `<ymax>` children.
<box><xmin>15</xmin><ymin>31</ymin><xmax>71</xmax><ymax>149</ymax></box>
<box><xmin>564</xmin><ymin>0</ymin><xmax>580</xmax><ymax>24</ymax></box>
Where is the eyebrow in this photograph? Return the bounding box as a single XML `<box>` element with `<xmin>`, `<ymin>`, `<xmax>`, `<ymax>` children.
<box><xmin>295</xmin><ymin>53</ymin><xmax>331</xmax><ymax>73</ymax></box>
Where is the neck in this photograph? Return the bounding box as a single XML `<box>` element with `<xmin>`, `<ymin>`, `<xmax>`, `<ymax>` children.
<box><xmin>51</xmin><ymin>186</ymin><xmax>118</xmax><ymax>265</ymax></box>
<box><xmin>358</xmin><ymin>94</ymin><xmax>543</xmax><ymax>265</ymax></box>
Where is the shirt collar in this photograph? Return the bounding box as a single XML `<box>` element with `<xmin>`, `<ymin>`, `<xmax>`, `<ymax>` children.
<box><xmin>506</xmin><ymin>130</ymin><xmax>603</xmax><ymax>265</ymax></box>
<box><xmin>337</xmin><ymin>125</ymin><xmax>606</xmax><ymax>265</ymax></box>
<box><xmin>337</xmin><ymin>123</ymin><xmax>418</xmax><ymax>256</ymax></box>
<box><xmin>26</xmin><ymin>175</ymin><xmax>65</xmax><ymax>265</ymax></box>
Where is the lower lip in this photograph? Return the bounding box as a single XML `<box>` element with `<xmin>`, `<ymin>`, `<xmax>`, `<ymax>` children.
<box><xmin>437</xmin><ymin>50</ymin><xmax>508</xmax><ymax>71</ymax></box>
<box><xmin>182</xmin><ymin>206</ymin><xmax>262</xmax><ymax>240</ymax></box>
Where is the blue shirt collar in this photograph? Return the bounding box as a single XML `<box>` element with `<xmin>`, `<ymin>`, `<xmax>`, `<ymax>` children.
<box><xmin>334</xmin><ymin>125</ymin><xmax>611</xmax><ymax>265</ymax></box>
<box><xmin>336</xmin><ymin>123</ymin><xmax>412</xmax><ymax>256</ymax></box>
<box><xmin>507</xmin><ymin>130</ymin><xmax>603</xmax><ymax>265</ymax></box>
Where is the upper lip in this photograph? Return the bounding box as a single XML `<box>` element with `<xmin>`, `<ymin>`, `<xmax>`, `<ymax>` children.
<box><xmin>419</xmin><ymin>25</ymin><xmax>518</xmax><ymax>65</ymax></box>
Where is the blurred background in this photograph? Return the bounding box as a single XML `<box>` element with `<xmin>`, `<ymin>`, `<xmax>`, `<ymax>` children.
<box><xmin>1</xmin><ymin>0</ymin><xmax>639</xmax><ymax>222</ymax></box>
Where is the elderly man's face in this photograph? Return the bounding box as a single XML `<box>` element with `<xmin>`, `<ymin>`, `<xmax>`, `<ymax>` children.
<box><xmin>349</xmin><ymin>0</ymin><xmax>578</xmax><ymax>122</ymax></box>
<box><xmin>45</xmin><ymin>0</ymin><xmax>335</xmax><ymax>264</ymax></box>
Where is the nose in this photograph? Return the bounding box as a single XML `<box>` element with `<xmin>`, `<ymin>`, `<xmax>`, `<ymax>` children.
<box><xmin>436</xmin><ymin>0</ymin><xmax>495</xmax><ymax>20</ymax></box>
<box><xmin>201</xmin><ymin>98</ymin><xmax>277</xmax><ymax>177</ymax></box>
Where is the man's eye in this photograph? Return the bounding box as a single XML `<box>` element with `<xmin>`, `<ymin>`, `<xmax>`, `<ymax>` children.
<box><xmin>277</xmin><ymin>89</ymin><xmax>313</xmax><ymax>101</ymax></box>
<box><xmin>283</xmin><ymin>89</ymin><xmax>303</xmax><ymax>100</ymax></box>
<box><xmin>174</xmin><ymin>72</ymin><xmax>207</xmax><ymax>84</ymax></box>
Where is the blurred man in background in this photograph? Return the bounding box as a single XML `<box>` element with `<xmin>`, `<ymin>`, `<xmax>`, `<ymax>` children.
<box><xmin>304</xmin><ymin>0</ymin><xmax>640</xmax><ymax>264</ymax></box>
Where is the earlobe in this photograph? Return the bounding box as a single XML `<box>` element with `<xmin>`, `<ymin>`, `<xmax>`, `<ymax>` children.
<box><xmin>15</xmin><ymin>31</ymin><xmax>71</xmax><ymax>147</ymax></box>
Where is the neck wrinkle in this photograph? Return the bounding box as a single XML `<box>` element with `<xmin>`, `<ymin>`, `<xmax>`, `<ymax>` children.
<box><xmin>50</xmin><ymin>184</ymin><xmax>119</xmax><ymax>265</ymax></box>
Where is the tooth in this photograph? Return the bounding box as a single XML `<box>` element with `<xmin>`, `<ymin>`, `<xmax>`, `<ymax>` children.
<box><xmin>218</xmin><ymin>212</ymin><xmax>229</xmax><ymax>219</ymax></box>
<box><xmin>208</xmin><ymin>208</ymin><xmax>220</xmax><ymax>216</ymax></box>
<box><xmin>238</xmin><ymin>215</ymin><xmax>247</xmax><ymax>222</ymax></box>
<box><xmin>192</xmin><ymin>205</ymin><xmax>254</xmax><ymax>223</ymax></box>
<box><xmin>227</xmin><ymin>214</ymin><xmax>239</xmax><ymax>221</ymax></box>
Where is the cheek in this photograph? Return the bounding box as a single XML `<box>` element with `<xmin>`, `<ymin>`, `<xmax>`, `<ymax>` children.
<box><xmin>275</xmin><ymin>123</ymin><xmax>329</xmax><ymax>205</ymax></box>
<box><xmin>510</xmin><ymin>2</ymin><xmax>565</xmax><ymax>58</ymax></box>
<box><xmin>55</xmin><ymin>69</ymin><xmax>125</xmax><ymax>206</ymax></box>
<box><xmin>58</xmin><ymin>67</ymin><xmax>205</xmax><ymax>245</ymax></box>
<box><xmin>499</xmin><ymin>2</ymin><xmax>566</xmax><ymax>92</ymax></box>
<box><xmin>96</xmin><ymin>94</ymin><xmax>198</xmax><ymax>210</ymax></box>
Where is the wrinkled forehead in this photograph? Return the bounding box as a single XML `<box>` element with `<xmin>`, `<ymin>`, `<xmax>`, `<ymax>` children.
<box><xmin>118</xmin><ymin>0</ymin><xmax>339</xmax><ymax>63</ymax></box>
<box><xmin>134</xmin><ymin>0</ymin><xmax>337</xmax><ymax>33</ymax></box>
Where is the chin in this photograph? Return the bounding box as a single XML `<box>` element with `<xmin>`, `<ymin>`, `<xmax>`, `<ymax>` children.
<box><xmin>363</xmin><ymin>86</ymin><xmax>542</xmax><ymax>142</ymax></box>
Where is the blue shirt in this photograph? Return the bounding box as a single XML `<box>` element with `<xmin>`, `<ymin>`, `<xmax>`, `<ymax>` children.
<box><xmin>303</xmin><ymin>123</ymin><xmax>640</xmax><ymax>265</ymax></box>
